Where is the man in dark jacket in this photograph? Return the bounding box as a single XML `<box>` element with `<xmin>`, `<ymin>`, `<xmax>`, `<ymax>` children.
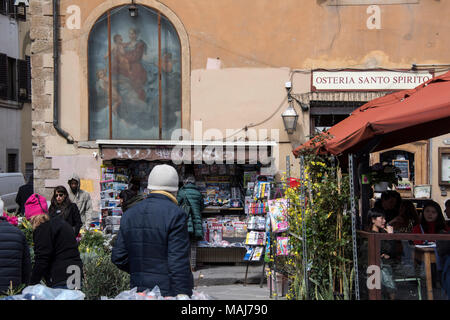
<box><xmin>112</xmin><ymin>164</ymin><xmax>193</xmax><ymax>297</ymax></box>
<box><xmin>0</xmin><ymin>199</ymin><xmax>32</xmax><ymax>293</ymax></box>
<box><xmin>177</xmin><ymin>175</ymin><xmax>204</xmax><ymax>271</ymax></box>
<box><xmin>373</xmin><ymin>190</ymin><xmax>401</xmax><ymax>222</ymax></box>
<box><xmin>15</xmin><ymin>174</ymin><xmax>34</xmax><ymax>216</ymax></box>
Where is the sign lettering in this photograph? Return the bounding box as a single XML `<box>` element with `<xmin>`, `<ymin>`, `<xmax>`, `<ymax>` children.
<box><xmin>312</xmin><ymin>70</ymin><xmax>433</xmax><ymax>91</ymax></box>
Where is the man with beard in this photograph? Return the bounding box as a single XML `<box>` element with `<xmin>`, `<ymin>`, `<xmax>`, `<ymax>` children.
<box><xmin>67</xmin><ymin>173</ymin><xmax>94</xmax><ymax>230</ymax></box>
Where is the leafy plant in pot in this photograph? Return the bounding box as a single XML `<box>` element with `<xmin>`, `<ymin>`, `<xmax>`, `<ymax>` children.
<box><xmin>369</xmin><ymin>162</ymin><xmax>402</xmax><ymax>191</ymax></box>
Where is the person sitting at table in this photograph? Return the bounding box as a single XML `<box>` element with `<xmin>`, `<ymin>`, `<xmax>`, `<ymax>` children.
<box><xmin>436</xmin><ymin>230</ymin><xmax>450</xmax><ymax>300</ymax></box>
<box><xmin>373</xmin><ymin>190</ymin><xmax>402</xmax><ymax>223</ymax></box>
<box><xmin>389</xmin><ymin>200</ymin><xmax>420</xmax><ymax>276</ymax></box>
<box><xmin>367</xmin><ymin>209</ymin><xmax>397</xmax><ymax>300</ymax></box>
<box><xmin>444</xmin><ymin>199</ymin><xmax>450</xmax><ymax>229</ymax></box>
<box><xmin>412</xmin><ymin>200</ymin><xmax>450</xmax><ymax>245</ymax></box>
<box><xmin>389</xmin><ymin>199</ymin><xmax>420</xmax><ymax>233</ymax></box>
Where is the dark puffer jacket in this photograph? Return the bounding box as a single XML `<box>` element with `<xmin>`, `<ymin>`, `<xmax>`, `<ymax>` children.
<box><xmin>30</xmin><ymin>216</ymin><xmax>83</xmax><ymax>288</ymax></box>
<box><xmin>177</xmin><ymin>183</ymin><xmax>204</xmax><ymax>239</ymax></box>
<box><xmin>0</xmin><ymin>217</ymin><xmax>31</xmax><ymax>293</ymax></box>
<box><xmin>48</xmin><ymin>202</ymin><xmax>83</xmax><ymax>237</ymax></box>
<box><xmin>111</xmin><ymin>193</ymin><xmax>193</xmax><ymax>296</ymax></box>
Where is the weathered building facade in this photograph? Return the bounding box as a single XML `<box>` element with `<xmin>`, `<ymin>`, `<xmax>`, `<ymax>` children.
<box><xmin>29</xmin><ymin>0</ymin><xmax>450</xmax><ymax>212</ymax></box>
<box><xmin>0</xmin><ymin>0</ymin><xmax>32</xmax><ymax>177</ymax></box>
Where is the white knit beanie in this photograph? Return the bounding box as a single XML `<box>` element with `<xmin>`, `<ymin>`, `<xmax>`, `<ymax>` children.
<box><xmin>147</xmin><ymin>164</ymin><xmax>179</xmax><ymax>192</ymax></box>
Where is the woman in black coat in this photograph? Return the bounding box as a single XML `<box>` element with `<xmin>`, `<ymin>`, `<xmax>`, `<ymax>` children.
<box><xmin>25</xmin><ymin>193</ymin><xmax>83</xmax><ymax>289</ymax></box>
<box><xmin>48</xmin><ymin>186</ymin><xmax>83</xmax><ymax>237</ymax></box>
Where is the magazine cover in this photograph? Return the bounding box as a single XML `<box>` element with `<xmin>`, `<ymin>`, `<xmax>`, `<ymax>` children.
<box><xmin>245</xmin><ymin>231</ymin><xmax>265</xmax><ymax>245</ymax></box>
<box><xmin>268</xmin><ymin>198</ymin><xmax>289</xmax><ymax>233</ymax></box>
<box><xmin>245</xmin><ymin>231</ymin><xmax>257</xmax><ymax>245</ymax></box>
<box><xmin>247</xmin><ymin>216</ymin><xmax>256</xmax><ymax>230</ymax></box>
<box><xmin>251</xmin><ymin>247</ymin><xmax>263</xmax><ymax>261</ymax></box>
<box><xmin>276</xmin><ymin>236</ymin><xmax>290</xmax><ymax>256</ymax></box>
<box><xmin>234</xmin><ymin>221</ymin><xmax>247</xmax><ymax>238</ymax></box>
<box><xmin>256</xmin><ymin>232</ymin><xmax>266</xmax><ymax>245</ymax></box>
<box><xmin>243</xmin><ymin>247</ymin><xmax>254</xmax><ymax>261</ymax></box>
<box><xmin>209</xmin><ymin>223</ymin><xmax>223</xmax><ymax>243</ymax></box>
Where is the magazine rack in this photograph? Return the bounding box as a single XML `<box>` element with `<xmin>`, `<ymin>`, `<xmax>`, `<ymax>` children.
<box><xmin>242</xmin><ymin>180</ymin><xmax>272</xmax><ymax>287</ymax></box>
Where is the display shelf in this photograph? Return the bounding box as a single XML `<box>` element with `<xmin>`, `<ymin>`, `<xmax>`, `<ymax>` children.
<box><xmin>202</xmin><ymin>207</ymin><xmax>245</xmax><ymax>215</ymax></box>
<box><xmin>196</xmin><ymin>247</ymin><xmax>247</xmax><ymax>263</ymax></box>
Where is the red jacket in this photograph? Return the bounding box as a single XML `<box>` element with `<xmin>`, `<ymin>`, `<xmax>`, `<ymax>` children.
<box><xmin>412</xmin><ymin>222</ymin><xmax>450</xmax><ymax>245</ymax></box>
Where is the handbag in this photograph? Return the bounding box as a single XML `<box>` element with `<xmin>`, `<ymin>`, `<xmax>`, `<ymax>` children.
<box><xmin>180</xmin><ymin>194</ymin><xmax>192</xmax><ymax>217</ymax></box>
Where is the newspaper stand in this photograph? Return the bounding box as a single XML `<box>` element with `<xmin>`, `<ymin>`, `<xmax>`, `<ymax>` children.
<box><xmin>243</xmin><ymin>178</ymin><xmax>272</xmax><ymax>287</ymax></box>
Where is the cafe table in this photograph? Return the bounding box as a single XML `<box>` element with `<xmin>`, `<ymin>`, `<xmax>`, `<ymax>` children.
<box><xmin>414</xmin><ymin>246</ymin><xmax>436</xmax><ymax>300</ymax></box>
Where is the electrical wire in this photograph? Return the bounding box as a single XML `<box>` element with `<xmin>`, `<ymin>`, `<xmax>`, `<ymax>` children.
<box><xmin>221</xmin><ymin>94</ymin><xmax>288</xmax><ymax>141</ymax></box>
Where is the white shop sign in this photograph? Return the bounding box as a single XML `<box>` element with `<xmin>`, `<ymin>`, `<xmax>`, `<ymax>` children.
<box><xmin>312</xmin><ymin>70</ymin><xmax>434</xmax><ymax>91</ymax></box>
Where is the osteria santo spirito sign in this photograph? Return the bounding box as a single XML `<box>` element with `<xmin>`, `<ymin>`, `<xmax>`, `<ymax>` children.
<box><xmin>312</xmin><ymin>70</ymin><xmax>433</xmax><ymax>91</ymax></box>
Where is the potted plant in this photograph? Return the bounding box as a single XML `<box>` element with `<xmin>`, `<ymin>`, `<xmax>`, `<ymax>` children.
<box><xmin>369</xmin><ymin>162</ymin><xmax>402</xmax><ymax>191</ymax></box>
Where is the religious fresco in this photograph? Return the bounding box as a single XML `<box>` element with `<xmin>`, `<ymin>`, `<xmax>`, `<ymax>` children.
<box><xmin>88</xmin><ymin>5</ymin><xmax>181</xmax><ymax>140</ymax></box>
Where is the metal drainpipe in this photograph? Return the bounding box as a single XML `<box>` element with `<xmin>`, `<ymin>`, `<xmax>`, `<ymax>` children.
<box><xmin>53</xmin><ymin>0</ymin><xmax>74</xmax><ymax>144</ymax></box>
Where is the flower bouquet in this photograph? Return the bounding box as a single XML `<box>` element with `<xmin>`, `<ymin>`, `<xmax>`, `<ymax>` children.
<box><xmin>2</xmin><ymin>212</ymin><xmax>18</xmax><ymax>226</ymax></box>
<box><xmin>369</xmin><ymin>162</ymin><xmax>402</xmax><ymax>189</ymax></box>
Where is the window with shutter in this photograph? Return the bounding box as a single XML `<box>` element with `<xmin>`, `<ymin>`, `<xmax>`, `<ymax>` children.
<box><xmin>0</xmin><ymin>53</ymin><xmax>8</xmax><ymax>99</ymax></box>
<box><xmin>0</xmin><ymin>0</ymin><xmax>7</xmax><ymax>15</ymax></box>
<box><xmin>7</xmin><ymin>0</ymin><xmax>15</xmax><ymax>17</ymax></box>
<box><xmin>7</xmin><ymin>57</ymin><xmax>17</xmax><ymax>101</ymax></box>
<box><xmin>26</xmin><ymin>55</ymin><xmax>31</xmax><ymax>101</ymax></box>
<box><xmin>18</xmin><ymin>59</ymin><xmax>29</xmax><ymax>102</ymax></box>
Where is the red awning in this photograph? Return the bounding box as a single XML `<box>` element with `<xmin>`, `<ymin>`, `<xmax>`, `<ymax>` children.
<box><xmin>293</xmin><ymin>71</ymin><xmax>450</xmax><ymax>157</ymax></box>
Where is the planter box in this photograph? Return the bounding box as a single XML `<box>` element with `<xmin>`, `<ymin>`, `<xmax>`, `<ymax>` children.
<box><xmin>267</xmin><ymin>272</ymin><xmax>289</xmax><ymax>297</ymax></box>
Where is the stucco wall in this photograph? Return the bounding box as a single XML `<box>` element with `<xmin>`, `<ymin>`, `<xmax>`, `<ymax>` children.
<box><xmin>29</xmin><ymin>1</ymin><xmax>450</xmax><ymax>204</ymax></box>
<box><xmin>0</xmin><ymin>15</ymin><xmax>19</xmax><ymax>58</ymax></box>
<box><xmin>0</xmin><ymin>108</ymin><xmax>21</xmax><ymax>173</ymax></box>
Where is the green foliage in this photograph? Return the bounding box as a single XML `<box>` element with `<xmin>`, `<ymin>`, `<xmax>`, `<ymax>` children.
<box><xmin>285</xmin><ymin>131</ymin><xmax>355</xmax><ymax>300</ymax></box>
<box><xmin>81</xmin><ymin>250</ymin><xmax>130</xmax><ymax>300</ymax></box>
<box><xmin>369</xmin><ymin>162</ymin><xmax>402</xmax><ymax>187</ymax></box>
<box><xmin>79</xmin><ymin>229</ymin><xmax>108</xmax><ymax>254</ymax></box>
<box><xmin>17</xmin><ymin>217</ymin><xmax>34</xmax><ymax>248</ymax></box>
<box><xmin>0</xmin><ymin>283</ymin><xmax>26</xmax><ymax>298</ymax></box>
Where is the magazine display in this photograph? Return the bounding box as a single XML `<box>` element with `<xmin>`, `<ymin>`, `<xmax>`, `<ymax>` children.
<box><xmin>268</xmin><ymin>198</ymin><xmax>289</xmax><ymax>233</ymax></box>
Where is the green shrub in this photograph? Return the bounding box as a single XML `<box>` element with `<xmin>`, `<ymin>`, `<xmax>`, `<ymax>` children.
<box><xmin>81</xmin><ymin>250</ymin><xmax>130</xmax><ymax>300</ymax></box>
<box><xmin>79</xmin><ymin>229</ymin><xmax>108</xmax><ymax>253</ymax></box>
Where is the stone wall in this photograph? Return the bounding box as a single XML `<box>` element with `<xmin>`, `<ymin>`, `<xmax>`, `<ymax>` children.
<box><xmin>29</xmin><ymin>0</ymin><xmax>57</xmax><ymax>199</ymax></box>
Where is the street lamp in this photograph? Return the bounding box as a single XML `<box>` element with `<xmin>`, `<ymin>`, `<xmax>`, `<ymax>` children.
<box><xmin>282</xmin><ymin>81</ymin><xmax>299</xmax><ymax>134</ymax></box>
<box><xmin>129</xmin><ymin>0</ymin><xmax>138</xmax><ymax>17</ymax></box>
<box><xmin>281</xmin><ymin>104</ymin><xmax>299</xmax><ymax>134</ymax></box>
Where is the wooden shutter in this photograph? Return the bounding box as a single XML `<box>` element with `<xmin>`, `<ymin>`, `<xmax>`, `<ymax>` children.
<box><xmin>26</xmin><ymin>55</ymin><xmax>31</xmax><ymax>101</ymax></box>
<box><xmin>17</xmin><ymin>58</ymin><xmax>29</xmax><ymax>102</ymax></box>
<box><xmin>7</xmin><ymin>0</ymin><xmax>15</xmax><ymax>17</ymax></box>
<box><xmin>0</xmin><ymin>53</ymin><xmax>8</xmax><ymax>99</ymax></box>
<box><xmin>0</xmin><ymin>0</ymin><xmax>7</xmax><ymax>15</ymax></box>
